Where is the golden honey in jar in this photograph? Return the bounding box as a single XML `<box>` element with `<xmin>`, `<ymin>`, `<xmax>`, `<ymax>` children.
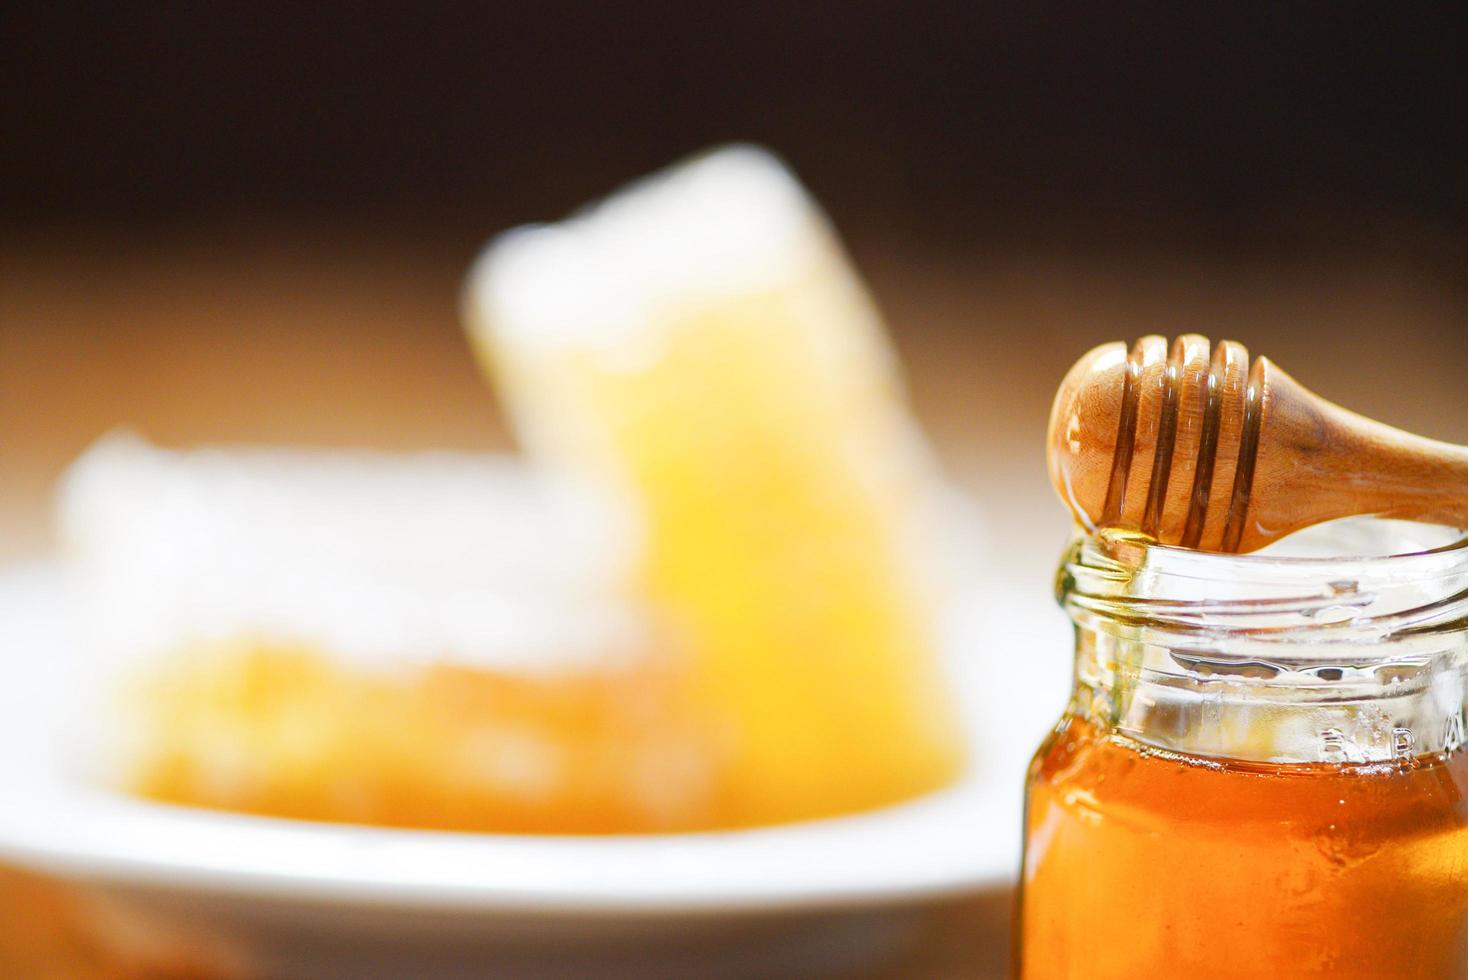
<box><xmin>1017</xmin><ymin>521</ymin><xmax>1468</xmax><ymax>979</ymax></box>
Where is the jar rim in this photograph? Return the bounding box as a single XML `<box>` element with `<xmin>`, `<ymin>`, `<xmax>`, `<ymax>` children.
<box><xmin>1095</xmin><ymin>517</ymin><xmax>1468</xmax><ymax>571</ymax></box>
<box><xmin>1060</xmin><ymin>518</ymin><xmax>1468</xmax><ymax>656</ymax></box>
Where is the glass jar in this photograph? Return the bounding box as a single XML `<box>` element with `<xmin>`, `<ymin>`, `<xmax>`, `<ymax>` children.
<box><xmin>1017</xmin><ymin>518</ymin><xmax>1468</xmax><ymax>980</ymax></box>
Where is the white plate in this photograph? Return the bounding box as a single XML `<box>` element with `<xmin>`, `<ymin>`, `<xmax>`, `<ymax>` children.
<box><xmin>0</xmin><ymin>561</ymin><xmax>1069</xmax><ymax>975</ymax></box>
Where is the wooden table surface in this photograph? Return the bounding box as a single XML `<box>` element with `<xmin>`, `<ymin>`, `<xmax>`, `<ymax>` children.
<box><xmin>2</xmin><ymin>227</ymin><xmax>1464</xmax><ymax>978</ymax></box>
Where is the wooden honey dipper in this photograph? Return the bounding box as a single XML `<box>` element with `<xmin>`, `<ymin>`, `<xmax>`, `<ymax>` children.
<box><xmin>1048</xmin><ymin>334</ymin><xmax>1468</xmax><ymax>552</ymax></box>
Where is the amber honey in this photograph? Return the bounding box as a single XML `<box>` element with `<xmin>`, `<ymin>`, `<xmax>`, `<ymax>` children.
<box><xmin>1020</xmin><ymin>715</ymin><xmax>1468</xmax><ymax>979</ymax></box>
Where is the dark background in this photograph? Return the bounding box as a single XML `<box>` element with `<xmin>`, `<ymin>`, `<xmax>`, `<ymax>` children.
<box><xmin>6</xmin><ymin>3</ymin><xmax>1466</xmax><ymax>252</ymax></box>
<box><xmin>3</xmin><ymin>3</ymin><xmax>1466</xmax><ymax>561</ymax></box>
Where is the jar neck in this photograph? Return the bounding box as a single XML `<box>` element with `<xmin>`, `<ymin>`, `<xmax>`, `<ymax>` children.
<box><xmin>1060</xmin><ymin>520</ymin><xmax>1468</xmax><ymax>765</ymax></box>
<box><xmin>1070</xmin><ymin>625</ymin><xmax>1468</xmax><ymax>763</ymax></box>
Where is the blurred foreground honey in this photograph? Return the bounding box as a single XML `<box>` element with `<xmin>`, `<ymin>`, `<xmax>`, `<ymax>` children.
<box><xmin>1020</xmin><ymin>716</ymin><xmax>1468</xmax><ymax>979</ymax></box>
<box><xmin>125</xmin><ymin>645</ymin><xmax>718</xmax><ymax>834</ymax></box>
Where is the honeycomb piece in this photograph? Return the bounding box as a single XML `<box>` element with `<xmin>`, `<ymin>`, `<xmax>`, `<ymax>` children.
<box><xmin>466</xmin><ymin>146</ymin><xmax>966</xmax><ymax>824</ymax></box>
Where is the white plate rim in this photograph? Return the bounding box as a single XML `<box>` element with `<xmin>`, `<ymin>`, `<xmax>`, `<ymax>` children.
<box><xmin>0</xmin><ymin>561</ymin><xmax>1058</xmax><ymax>917</ymax></box>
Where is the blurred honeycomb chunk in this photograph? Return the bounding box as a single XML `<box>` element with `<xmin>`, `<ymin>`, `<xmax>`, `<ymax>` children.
<box><xmin>466</xmin><ymin>146</ymin><xmax>968</xmax><ymax>825</ymax></box>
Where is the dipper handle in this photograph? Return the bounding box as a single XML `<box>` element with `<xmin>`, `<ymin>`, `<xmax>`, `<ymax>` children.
<box><xmin>1047</xmin><ymin>335</ymin><xmax>1468</xmax><ymax>552</ymax></box>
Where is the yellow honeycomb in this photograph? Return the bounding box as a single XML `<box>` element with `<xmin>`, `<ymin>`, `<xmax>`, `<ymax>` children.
<box><xmin>467</xmin><ymin>146</ymin><xmax>966</xmax><ymax>826</ymax></box>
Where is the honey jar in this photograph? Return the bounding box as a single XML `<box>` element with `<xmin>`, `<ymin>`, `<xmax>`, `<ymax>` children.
<box><xmin>1018</xmin><ymin>519</ymin><xmax>1468</xmax><ymax>978</ymax></box>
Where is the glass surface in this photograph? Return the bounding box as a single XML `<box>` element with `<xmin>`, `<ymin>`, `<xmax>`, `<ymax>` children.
<box><xmin>1018</xmin><ymin>519</ymin><xmax>1468</xmax><ymax>979</ymax></box>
